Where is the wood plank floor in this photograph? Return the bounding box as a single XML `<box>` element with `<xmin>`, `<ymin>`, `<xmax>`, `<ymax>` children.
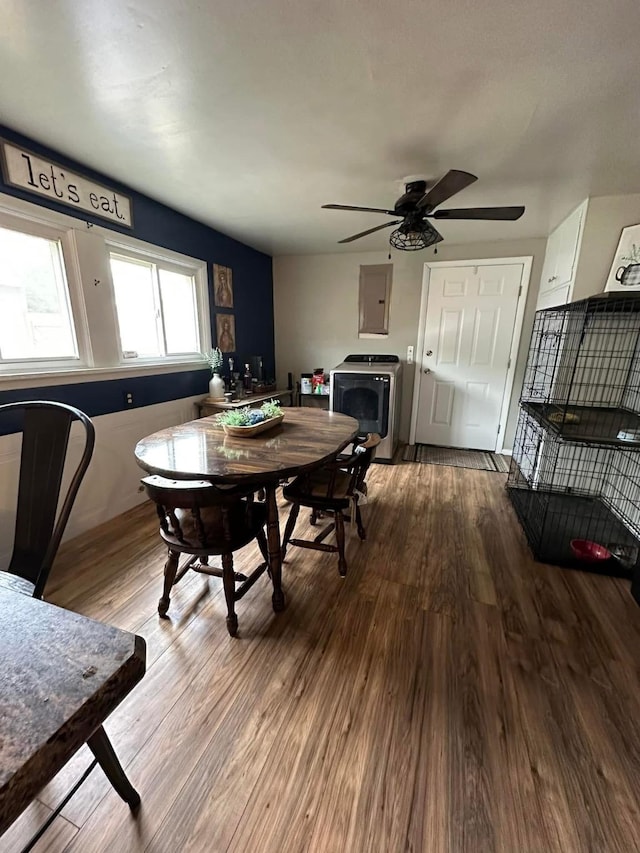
<box><xmin>3</xmin><ymin>459</ymin><xmax>640</xmax><ymax>852</ymax></box>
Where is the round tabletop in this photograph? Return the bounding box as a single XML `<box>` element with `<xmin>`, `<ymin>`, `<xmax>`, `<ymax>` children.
<box><xmin>134</xmin><ymin>408</ymin><xmax>360</xmax><ymax>485</ymax></box>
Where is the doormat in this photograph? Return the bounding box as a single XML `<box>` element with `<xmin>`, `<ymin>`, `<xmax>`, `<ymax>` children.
<box><xmin>403</xmin><ymin>443</ymin><xmax>511</xmax><ymax>473</ymax></box>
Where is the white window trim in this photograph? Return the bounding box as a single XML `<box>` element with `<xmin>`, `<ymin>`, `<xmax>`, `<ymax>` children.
<box><xmin>0</xmin><ymin>360</ymin><xmax>210</xmax><ymax>392</ymax></box>
<box><xmin>0</xmin><ymin>191</ymin><xmax>211</xmax><ymax>386</ymax></box>
<box><xmin>106</xmin><ymin>239</ymin><xmax>209</xmax><ymax>364</ymax></box>
<box><xmin>0</xmin><ymin>211</ymin><xmax>91</xmax><ymax>372</ymax></box>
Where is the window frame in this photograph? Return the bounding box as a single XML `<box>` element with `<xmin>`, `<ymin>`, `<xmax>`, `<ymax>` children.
<box><xmin>0</xmin><ymin>193</ymin><xmax>211</xmax><ymax>387</ymax></box>
<box><xmin>0</xmin><ymin>210</ymin><xmax>92</xmax><ymax>373</ymax></box>
<box><xmin>106</xmin><ymin>241</ymin><xmax>208</xmax><ymax>365</ymax></box>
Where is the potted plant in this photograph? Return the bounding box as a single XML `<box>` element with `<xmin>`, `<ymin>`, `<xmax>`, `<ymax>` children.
<box><xmin>204</xmin><ymin>347</ymin><xmax>225</xmax><ymax>399</ymax></box>
<box><xmin>217</xmin><ymin>400</ymin><xmax>284</xmax><ymax>436</ymax></box>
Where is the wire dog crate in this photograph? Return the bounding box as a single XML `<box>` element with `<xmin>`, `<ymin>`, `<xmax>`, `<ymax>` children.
<box><xmin>507</xmin><ymin>292</ymin><xmax>640</xmax><ymax>578</ymax></box>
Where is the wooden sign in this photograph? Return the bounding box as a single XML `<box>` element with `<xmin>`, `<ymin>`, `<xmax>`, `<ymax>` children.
<box><xmin>0</xmin><ymin>139</ymin><xmax>133</xmax><ymax>228</ymax></box>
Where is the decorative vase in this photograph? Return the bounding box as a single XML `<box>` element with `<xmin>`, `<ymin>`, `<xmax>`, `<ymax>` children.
<box><xmin>209</xmin><ymin>372</ymin><xmax>225</xmax><ymax>400</ymax></box>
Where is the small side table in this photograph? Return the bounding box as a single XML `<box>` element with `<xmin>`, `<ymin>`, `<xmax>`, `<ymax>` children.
<box><xmin>197</xmin><ymin>388</ymin><xmax>294</xmax><ymax>418</ymax></box>
<box><xmin>298</xmin><ymin>392</ymin><xmax>330</xmax><ymax>410</ymax></box>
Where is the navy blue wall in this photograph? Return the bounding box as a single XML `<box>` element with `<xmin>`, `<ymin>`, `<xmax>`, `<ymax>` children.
<box><xmin>0</xmin><ymin>124</ymin><xmax>275</xmax><ymax>418</ymax></box>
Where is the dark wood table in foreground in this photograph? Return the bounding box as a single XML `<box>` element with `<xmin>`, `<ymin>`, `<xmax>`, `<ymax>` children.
<box><xmin>134</xmin><ymin>408</ymin><xmax>360</xmax><ymax>608</ymax></box>
<box><xmin>0</xmin><ymin>585</ymin><xmax>146</xmax><ymax>837</ymax></box>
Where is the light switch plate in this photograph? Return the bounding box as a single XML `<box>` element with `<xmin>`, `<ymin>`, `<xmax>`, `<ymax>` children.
<box><xmin>407</xmin><ymin>345</ymin><xmax>414</xmax><ymax>364</ymax></box>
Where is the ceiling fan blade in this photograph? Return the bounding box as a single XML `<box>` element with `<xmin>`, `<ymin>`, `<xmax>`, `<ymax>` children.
<box><xmin>338</xmin><ymin>220</ymin><xmax>402</xmax><ymax>244</ymax></box>
<box><xmin>322</xmin><ymin>204</ymin><xmax>397</xmax><ymax>215</ymax></box>
<box><xmin>432</xmin><ymin>205</ymin><xmax>525</xmax><ymax>220</ymax></box>
<box><xmin>416</xmin><ymin>170</ymin><xmax>478</xmax><ymax>211</ymax></box>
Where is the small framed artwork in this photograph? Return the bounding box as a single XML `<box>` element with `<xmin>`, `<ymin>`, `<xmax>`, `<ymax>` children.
<box><xmin>216</xmin><ymin>314</ymin><xmax>236</xmax><ymax>353</ymax></box>
<box><xmin>605</xmin><ymin>224</ymin><xmax>640</xmax><ymax>291</ymax></box>
<box><xmin>213</xmin><ymin>264</ymin><xmax>234</xmax><ymax>307</ymax></box>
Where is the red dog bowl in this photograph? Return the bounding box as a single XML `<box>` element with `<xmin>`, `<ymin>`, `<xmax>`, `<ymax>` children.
<box><xmin>570</xmin><ymin>539</ymin><xmax>611</xmax><ymax>562</ymax></box>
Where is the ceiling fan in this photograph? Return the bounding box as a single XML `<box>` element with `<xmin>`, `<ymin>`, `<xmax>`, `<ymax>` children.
<box><xmin>322</xmin><ymin>170</ymin><xmax>525</xmax><ymax>251</ymax></box>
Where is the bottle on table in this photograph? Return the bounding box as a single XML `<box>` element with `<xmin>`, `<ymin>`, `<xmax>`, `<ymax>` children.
<box><xmin>243</xmin><ymin>364</ymin><xmax>253</xmax><ymax>394</ymax></box>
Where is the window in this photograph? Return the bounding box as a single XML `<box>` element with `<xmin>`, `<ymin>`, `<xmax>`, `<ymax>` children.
<box><xmin>110</xmin><ymin>252</ymin><xmax>201</xmax><ymax>360</ymax></box>
<box><xmin>0</xmin><ymin>225</ymin><xmax>78</xmax><ymax>363</ymax></box>
<box><xmin>0</xmin><ymin>194</ymin><xmax>210</xmax><ymax>381</ymax></box>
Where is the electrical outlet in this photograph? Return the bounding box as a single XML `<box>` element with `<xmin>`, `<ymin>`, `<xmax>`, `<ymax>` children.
<box><xmin>124</xmin><ymin>392</ymin><xmax>134</xmax><ymax>406</ymax></box>
<box><xmin>407</xmin><ymin>345</ymin><xmax>414</xmax><ymax>364</ymax></box>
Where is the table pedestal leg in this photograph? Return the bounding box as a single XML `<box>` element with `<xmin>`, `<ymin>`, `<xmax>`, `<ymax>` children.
<box><xmin>265</xmin><ymin>484</ymin><xmax>286</xmax><ymax>612</ymax></box>
<box><xmin>87</xmin><ymin>725</ymin><xmax>141</xmax><ymax>808</ymax></box>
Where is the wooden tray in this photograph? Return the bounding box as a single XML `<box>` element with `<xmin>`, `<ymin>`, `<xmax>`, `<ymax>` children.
<box><xmin>221</xmin><ymin>413</ymin><xmax>284</xmax><ymax>437</ymax></box>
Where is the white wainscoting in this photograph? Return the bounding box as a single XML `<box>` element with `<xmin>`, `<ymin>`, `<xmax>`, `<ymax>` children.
<box><xmin>0</xmin><ymin>396</ymin><xmax>202</xmax><ymax>568</ymax></box>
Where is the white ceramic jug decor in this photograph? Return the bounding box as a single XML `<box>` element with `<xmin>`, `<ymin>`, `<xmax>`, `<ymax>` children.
<box><xmin>209</xmin><ymin>372</ymin><xmax>225</xmax><ymax>400</ymax></box>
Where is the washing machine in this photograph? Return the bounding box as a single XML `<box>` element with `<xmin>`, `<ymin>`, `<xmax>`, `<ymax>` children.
<box><xmin>330</xmin><ymin>354</ymin><xmax>402</xmax><ymax>463</ymax></box>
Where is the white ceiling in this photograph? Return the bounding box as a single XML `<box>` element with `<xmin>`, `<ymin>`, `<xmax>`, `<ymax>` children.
<box><xmin>2</xmin><ymin>0</ymin><xmax>640</xmax><ymax>256</ymax></box>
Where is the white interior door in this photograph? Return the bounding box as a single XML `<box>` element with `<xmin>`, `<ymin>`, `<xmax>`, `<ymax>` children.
<box><xmin>415</xmin><ymin>263</ymin><xmax>523</xmax><ymax>450</ymax></box>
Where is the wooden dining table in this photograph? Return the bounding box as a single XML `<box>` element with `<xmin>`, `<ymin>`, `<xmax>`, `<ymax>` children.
<box><xmin>0</xmin><ymin>581</ymin><xmax>145</xmax><ymax>839</ymax></box>
<box><xmin>134</xmin><ymin>408</ymin><xmax>360</xmax><ymax>610</ymax></box>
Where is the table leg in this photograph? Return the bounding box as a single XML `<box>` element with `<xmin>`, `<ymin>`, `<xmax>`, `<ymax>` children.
<box><xmin>265</xmin><ymin>484</ymin><xmax>286</xmax><ymax>612</ymax></box>
<box><xmin>87</xmin><ymin>725</ymin><xmax>141</xmax><ymax>809</ymax></box>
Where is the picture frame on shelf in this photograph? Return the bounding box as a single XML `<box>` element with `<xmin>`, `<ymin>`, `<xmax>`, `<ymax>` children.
<box><xmin>605</xmin><ymin>224</ymin><xmax>640</xmax><ymax>291</ymax></box>
<box><xmin>213</xmin><ymin>264</ymin><xmax>234</xmax><ymax>307</ymax></box>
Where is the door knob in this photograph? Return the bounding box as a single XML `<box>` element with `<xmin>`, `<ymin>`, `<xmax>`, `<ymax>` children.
<box><xmin>423</xmin><ymin>368</ymin><xmax>431</xmax><ymax>375</ymax></box>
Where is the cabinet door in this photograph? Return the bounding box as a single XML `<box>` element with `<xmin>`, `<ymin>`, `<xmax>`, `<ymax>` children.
<box><xmin>537</xmin><ymin>282</ymin><xmax>571</xmax><ymax>310</ymax></box>
<box><xmin>554</xmin><ymin>202</ymin><xmax>586</xmax><ymax>287</ymax></box>
<box><xmin>539</xmin><ymin>226</ymin><xmax>561</xmax><ymax>293</ymax></box>
<box><xmin>536</xmin><ymin>200</ymin><xmax>587</xmax><ymax>308</ymax></box>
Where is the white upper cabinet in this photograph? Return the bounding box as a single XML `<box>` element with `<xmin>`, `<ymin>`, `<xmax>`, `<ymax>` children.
<box><xmin>539</xmin><ymin>226</ymin><xmax>561</xmax><ymax>293</ymax></box>
<box><xmin>554</xmin><ymin>201</ymin><xmax>587</xmax><ymax>287</ymax></box>
<box><xmin>536</xmin><ymin>194</ymin><xmax>640</xmax><ymax>310</ymax></box>
<box><xmin>537</xmin><ymin>200</ymin><xmax>588</xmax><ymax>308</ymax></box>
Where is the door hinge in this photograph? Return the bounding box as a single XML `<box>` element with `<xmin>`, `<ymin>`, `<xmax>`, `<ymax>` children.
<box><xmin>518</xmin><ymin>285</ymin><xmax>522</xmax><ymax>298</ymax></box>
<box><xmin>497</xmin><ymin>424</ymin><xmax>502</xmax><ymax>434</ymax></box>
<box><xmin>507</xmin><ymin>357</ymin><xmax>511</xmax><ymax>369</ymax></box>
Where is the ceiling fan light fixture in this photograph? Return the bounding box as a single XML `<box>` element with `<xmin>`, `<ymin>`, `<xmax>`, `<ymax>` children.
<box><xmin>389</xmin><ymin>221</ymin><xmax>440</xmax><ymax>251</ymax></box>
<box><xmin>323</xmin><ymin>169</ymin><xmax>524</xmax><ymax>248</ymax></box>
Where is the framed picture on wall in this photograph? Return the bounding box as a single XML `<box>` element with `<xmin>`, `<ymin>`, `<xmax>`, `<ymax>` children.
<box><xmin>605</xmin><ymin>224</ymin><xmax>640</xmax><ymax>291</ymax></box>
<box><xmin>216</xmin><ymin>314</ymin><xmax>236</xmax><ymax>353</ymax></box>
<box><xmin>213</xmin><ymin>264</ymin><xmax>234</xmax><ymax>307</ymax></box>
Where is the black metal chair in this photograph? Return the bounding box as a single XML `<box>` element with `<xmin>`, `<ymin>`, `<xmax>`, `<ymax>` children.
<box><xmin>281</xmin><ymin>433</ymin><xmax>381</xmax><ymax>577</ymax></box>
<box><xmin>141</xmin><ymin>475</ymin><xmax>273</xmax><ymax>636</ymax></box>
<box><xmin>0</xmin><ymin>400</ymin><xmax>95</xmax><ymax>598</ymax></box>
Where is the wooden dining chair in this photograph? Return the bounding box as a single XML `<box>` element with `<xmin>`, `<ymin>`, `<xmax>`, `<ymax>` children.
<box><xmin>141</xmin><ymin>475</ymin><xmax>272</xmax><ymax>636</ymax></box>
<box><xmin>280</xmin><ymin>433</ymin><xmax>381</xmax><ymax>577</ymax></box>
<box><xmin>0</xmin><ymin>400</ymin><xmax>95</xmax><ymax>598</ymax></box>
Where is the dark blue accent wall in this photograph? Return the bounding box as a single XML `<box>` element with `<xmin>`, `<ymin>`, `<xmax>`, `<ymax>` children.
<box><xmin>0</xmin><ymin>124</ymin><xmax>275</xmax><ymax>421</ymax></box>
<box><xmin>0</xmin><ymin>370</ymin><xmax>211</xmax><ymax>435</ymax></box>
